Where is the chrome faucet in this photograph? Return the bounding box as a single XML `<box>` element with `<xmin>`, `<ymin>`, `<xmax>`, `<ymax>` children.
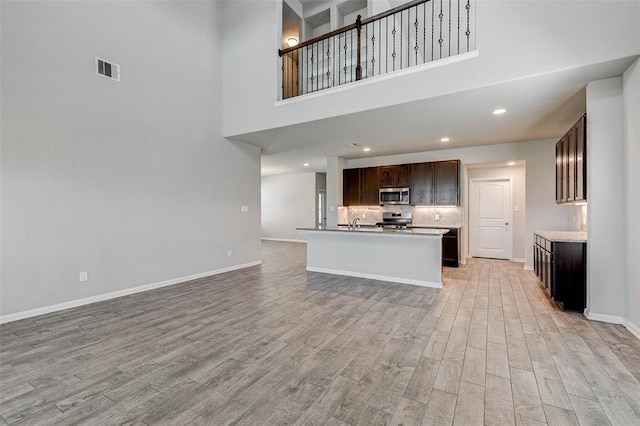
<box><xmin>351</xmin><ymin>217</ymin><xmax>360</xmax><ymax>229</ymax></box>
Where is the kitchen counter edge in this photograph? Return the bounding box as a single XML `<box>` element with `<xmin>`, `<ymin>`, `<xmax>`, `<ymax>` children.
<box><xmin>534</xmin><ymin>231</ymin><xmax>587</xmax><ymax>243</ymax></box>
<box><xmin>299</xmin><ymin>226</ymin><xmax>449</xmax><ymax>236</ymax></box>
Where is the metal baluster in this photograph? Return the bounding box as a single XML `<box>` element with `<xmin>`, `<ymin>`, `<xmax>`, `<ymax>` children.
<box><xmin>431</xmin><ymin>0</ymin><xmax>434</xmax><ymax>61</ymax></box>
<box><xmin>379</xmin><ymin>19</ymin><xmax>381</xmax><ymax>75</ymax></box>
<box><xmin>310</xmin><ymin>43</ymin><xmax>314</xmax><ymax>93</ymax></box>
<box><xmin>400</xmin><ymin>10</ymin><xmax>403</xmax><ymax>69</ymax></box>
<box><xmin>423</xmin><ymin>2</ymin><xmax>427</xmax><ymax>64</ymax></box>
<box><xmin>386</xmin><ymin>18</ymin><xmax>389</xmax><ymax>74</ymax></box>
<box><xmin>414</xmin><ymin>6</ymin><xmax>419</xmax><ymax>66</ymax></box>
<box><xmin>439</xmin><ymin>0</ymin><xmax>443</xmax><ymax>59</ymax></box>
<box><xmin>333</xmin><ymin>35</ymin><xmax>336</xmax><ymax>88</ymax></box>
<box><xmin>371</xmin><ymin>22</ymin><xmax>376</xmax><ymax>77</ymax></box>
<box><xmin>326</xmin><ymin>39</ymin><xmax>331</xmax><ymax>88</ymax></box>
<box><xmin>466</xmin><ymin>0</ymin><xmax>471</xmax><ymax>51</ymax></box>
<box><xmin>449</xmin><ymin>0</ymin><xmax>451</xmax><ymax>57</ymax></box>
<box><xmin>392</xmin><ymin>19</ymin><xmax>396</xmax><ymax>71</ymax></box>
<box><xmin>457</xmin><ymin>0</ymin><xmax>460</xmax><ymax>54</ymax></box>
<box><xmin>344</xmin><ymin>32</ymin><xmax>348</xmax><ymax>82</ymax></box>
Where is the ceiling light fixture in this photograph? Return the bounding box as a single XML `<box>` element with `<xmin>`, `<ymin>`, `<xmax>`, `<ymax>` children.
<box><xmin>440</xmin><ymin>137</ymin><xmax>450</xmax><ymax>142</ymax></box>
<box><xmin>303</xmin><ymin>163</ymin><xmax>309</xmax><ymax>167</ymax></box>
<box><xmin>363</xmin><ymin>147</ymin><xmax>371</xmax><ymax>152</ymax></box>
<box><xmin>287</xmin><ymin>37</ymin><xmax>299</xmax><ymax>47</ymax></box>
<box><xmin>493</xmin><ymin>108</ymin><xmax>507</xmax><ymax>115</ymax></box>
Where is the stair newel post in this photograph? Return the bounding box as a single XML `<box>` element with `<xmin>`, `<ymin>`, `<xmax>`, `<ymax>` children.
<box><xmin>355</xmin><ymin>15</ymin><xmax>362</xmax><ymax>81</ymax></box>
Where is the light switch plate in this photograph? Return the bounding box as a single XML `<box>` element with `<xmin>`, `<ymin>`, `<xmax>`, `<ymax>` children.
<box><xmin>514</xmin><ymin>205</ymin><xmax>520</xmax><ymax>212</ymax></box>
<box><xmin>241</xmin><ymin>205</ymin><xmax>248</xmax><ymax>212</ymax></box>
<box><xmin>79</xmin><ymin>271</ymin><xmax>88</xmax><ymax>282</ymax></box>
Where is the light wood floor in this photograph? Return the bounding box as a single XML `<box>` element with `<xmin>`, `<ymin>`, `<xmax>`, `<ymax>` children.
<box><xmin>1</xmin><ymin>241</ymin><xmax>640</xmax><ymax>425</ymax></box>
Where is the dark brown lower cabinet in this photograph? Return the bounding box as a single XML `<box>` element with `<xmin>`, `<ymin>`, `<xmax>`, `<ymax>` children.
<box><xmin>533</xmin><ymin>233</ymin><xmax>586</xmax><ymax>312</ymax></box>
<box><xmin>442</xmin><ymin>228</ymin><xmax>460</xmax><ymax>267</ymax></box>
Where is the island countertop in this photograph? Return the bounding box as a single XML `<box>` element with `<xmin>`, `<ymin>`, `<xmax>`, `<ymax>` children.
<box><xmin>298</xmin><ymin>226</ymin><xmax>449</xmax><ymax>237</ymax></box>
<box><xmin>534</xmin><ymin>231</ymin><xmax>587</xmax><ymax>243</ymax></box>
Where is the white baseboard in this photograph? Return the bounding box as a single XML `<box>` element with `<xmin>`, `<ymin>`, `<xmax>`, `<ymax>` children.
<box><xmin>512</xmin><ymin>258</ymin><xmax>525</xmax><ymax>263</ymax></box>
<box><xmin>622</xmin><ymin>319</ymin><xmax>640</xmax><ymax>341</ymax></box>
<box><xmin>523</xmin><ymin>264</ymin><xmax>533</xmax><ymax>271</ymax></box>
<box><xmin>306</xmin><ymin>266</ymin><xmax>442</xmax><ymax>289</ymax></box>
<box><xmin>261</xmin><ymin>238</ymin><xmax>306</xmax><ymax>243</ymax></box>
<box><xmin>583</xmin><ymin>310</ymin><xmax>624</xmax><ymax>324</ymax></box>
<box><xmin>0</xmin><ymin>260</ymin><xmax>262</xmax><ymax>324</ymax></box>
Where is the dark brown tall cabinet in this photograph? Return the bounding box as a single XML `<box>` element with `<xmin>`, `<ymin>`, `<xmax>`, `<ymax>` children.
<box><xmin>343</xmin><ymin>167</ymin><xmax>379</xmax><ymax>206</ymax></box>
<box><xmin>410</xmin><ymin>160</ymin><xmax>460</xmax><ymax>206</ymax></box>
<box><xmin>378</xmin><ymin>165</ymin><xmax>409</xmax><ymax>188</ymax></box>
<box><xmin>556</xmin><ymin>114</ymin><xmax>587</xmax><ymax>204</ymax></box>
<box><xmin>433</xmin><ymin>161</ymin><xmax>460</xmax><ymax>205</ymax></box>
<box><xmin>410</xmin><ymin>163</ymin><xmax>435</xmax><ymax>205</ymax></box>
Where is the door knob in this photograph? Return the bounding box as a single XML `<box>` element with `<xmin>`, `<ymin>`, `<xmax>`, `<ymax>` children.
<box><xmin>505</xmin><ymin>222</ymin><xmax>509</xmax><ymax>225</ymax></box>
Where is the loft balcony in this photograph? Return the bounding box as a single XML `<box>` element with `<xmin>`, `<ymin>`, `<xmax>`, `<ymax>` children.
<box><xmin>222</xmin><ymin>0</ymin><xmax>639</xmax><ymax>142</ymax></box>
<box><xmin>279</xmin><ymin>0</ymin><xmax>476</xmax><ymax>99</ymax></box>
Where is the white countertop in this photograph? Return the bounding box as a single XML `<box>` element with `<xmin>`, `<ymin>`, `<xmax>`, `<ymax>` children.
<box><xmin>535</xmin><ymin>231</ymin><xmax>587</xmax><ymax>242</ymax></box>
<box><xmin>337</xmin><ymin>224</ymin><xmax>462</xmax><ymax>229</ymax></box>
<box><xmin>299</xmin><ymin>226</ymin><xmax>449</xmax><ymax>236</ymax></box>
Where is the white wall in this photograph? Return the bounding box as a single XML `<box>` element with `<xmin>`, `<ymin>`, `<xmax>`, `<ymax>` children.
<box><xmin>261</xmin><ymin>173</ymin><xmax>317</xmax><ymax>241</ymax></box>
<box><xmin>623</xmin><ymin>59</ymin><xmax>640</xmax><ymax>335</ymax></box>
<box><xmin>326</xmin><ymin>156</ymin><xmax>347</xmax><ymax>226</ymax></box>
<box><xmin>0</xmin><ymin>1</ymin><xmax>262</xmax><ymax>320</ymax></box>
<box><xmin>222</xmin><ymin>0</ymin><xmax>640</xmax><ymax>138</ymax></box>
<box><xmin>585</xmin><ymin>78</ymin><xmax>626</xmax><ymax>323</ymax></box>
<box><xmin>347</xmin><ymin>138</ymin><xmax>576</xmax><ymax>268</ymax></box>
<box><xmin>467</xmin><ymin>165</ymin><xmax>526</xmax><ymax>261</ymax></box>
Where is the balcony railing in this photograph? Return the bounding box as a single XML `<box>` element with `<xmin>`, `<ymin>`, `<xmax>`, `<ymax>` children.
<box><xmin>278</xmin><ymin>0</ymin><xmax>475</xmax><ymax>100</ymax></box>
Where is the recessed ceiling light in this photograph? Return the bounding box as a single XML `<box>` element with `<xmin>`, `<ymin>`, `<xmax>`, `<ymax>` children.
<box><xmin>440</xmin><ymin>137</ymin><xmax>450</xmax><ymax>142</ymax></box>
<box><xmin>493</xmin><ymin>108</ymin><xmax>507</xmax><ymax>115</ymax></box>
<box><xmin>303</xmin><ymin>163</ymin><xmax>309</xmax><ymax>167</ymax></box>
<box><xmin>363</xmin><ymin>147</ymin><xmax>371</xmax><ymax>152</ymax></box>
<box><xmin>507</xmin><ymin>161</ymin><xmax>516</xmax><ymax>166</ymax></box>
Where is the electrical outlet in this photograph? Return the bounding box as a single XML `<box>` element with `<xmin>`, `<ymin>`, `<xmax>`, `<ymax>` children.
<box><xmin>227</xmin><ymin>249</ymin><xmax>232</xmax><ymax>257</ymax></box>
<box><xmin>435</xmin><ymin>213</ymin><xmax>441</xmax><ymax>221</ymax></box>
<box><xmin>79</xmin><ymin>271</ymin><xmax>88</xmax><ymax>282</ymax></box>
<box><xmin>240</xmin><ymin>205</ymin><xmax>249</xmax><ymax>212</ymax></box>
<box><xmin>362</xmin><ymin>213</ymin><xmax>367</xmax><ymax>219</ymax></box>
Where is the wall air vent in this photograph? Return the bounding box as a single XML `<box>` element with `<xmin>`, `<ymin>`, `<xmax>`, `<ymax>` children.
<box><xmin>96</xmin><ymin>57</ymin><xmax>120</xmax><ymax>82</ymax></box>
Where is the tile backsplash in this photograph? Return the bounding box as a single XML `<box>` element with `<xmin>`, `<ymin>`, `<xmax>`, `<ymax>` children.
<box><xmin>344</xmin><ymin>205</ymin><xmax>463</xmax><ymax>227</ymax></box>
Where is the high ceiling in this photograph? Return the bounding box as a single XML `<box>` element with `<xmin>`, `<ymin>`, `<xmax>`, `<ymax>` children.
<box><xmin>228</xmin><ymin>56</ymin><xmax>636</xmax><ymax>176</ymax></box>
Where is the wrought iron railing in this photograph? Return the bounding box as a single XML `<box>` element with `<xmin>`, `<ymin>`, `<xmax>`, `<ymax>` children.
<box><xmin>278</xmin><ymin>0</ymin><xmax>475</xmax><ymax>100</ymax></box>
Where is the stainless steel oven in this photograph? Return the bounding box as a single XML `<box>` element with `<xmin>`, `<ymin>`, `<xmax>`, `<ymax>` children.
<box><xmin>379</xmin><ymin>187</ymin><xmax>410</xmax><ymax>205</ymax></box>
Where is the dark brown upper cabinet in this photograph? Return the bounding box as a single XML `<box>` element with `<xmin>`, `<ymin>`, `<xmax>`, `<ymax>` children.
<box><xmin>344</xmin><ymin>160</ymin><xmax>460</xmax><ymax>206</ymax></box>
<box><xmin>410</xmin><ymin>162</ymin><xmax>434</xmax><ymax>205</ymax></box>
<box><xmin>556</xmin><ymin>114</ymin><xmax>587</xmax><ymax>204</ymax></box>
<box><xmin>360</xmin><ymin>167</ymin><xmax>380</xmax><ymax>205</ymax></box>
<box><xmin>433</xmin><ymin>160</ymin><xmax>460</xmax><ymax>205</ymax></box>
<box><xmin>343</xmin><ymin>168</ymin><xmax>361</xmax><ymax>206</ymax></box>
<box><xmin>378</xmin><ymin>165</ymin><xmax>409</xmax><ymax>188</ymax></box>
<box><xmin>343</xmin><ymin>167</ymin><xmax>379</xmax><ymax>206</ymax></box>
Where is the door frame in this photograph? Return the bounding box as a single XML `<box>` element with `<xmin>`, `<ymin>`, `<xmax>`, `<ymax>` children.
<box><xmin>468</xmin><ymin>177</ymin><xmax>514</xmax><ymax>260</ymax></box>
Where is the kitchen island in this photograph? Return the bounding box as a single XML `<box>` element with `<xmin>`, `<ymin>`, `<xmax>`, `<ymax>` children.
<box><xmin>298</xmin><ymin>226</ymin><xmax>449</xmax><ymax>288</ymax></box>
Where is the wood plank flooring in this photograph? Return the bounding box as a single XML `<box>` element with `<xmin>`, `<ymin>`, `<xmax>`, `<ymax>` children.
<box><xmin>1</xmin><ymin>240</ymin><xmax>640</xmax><ymax>425</ymax></box>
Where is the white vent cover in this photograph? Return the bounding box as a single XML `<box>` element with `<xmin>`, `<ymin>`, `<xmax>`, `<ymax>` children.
<box><xmin>96</xmin><ymin>57</ymin><xmax>120</xmax><ymax>81</ymax></box>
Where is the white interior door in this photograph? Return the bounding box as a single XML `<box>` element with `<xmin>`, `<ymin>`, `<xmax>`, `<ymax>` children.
<box><xmin>469</xmin><ymin>178</ymin><xmax>512</xmax><ymax>260</ymax></box>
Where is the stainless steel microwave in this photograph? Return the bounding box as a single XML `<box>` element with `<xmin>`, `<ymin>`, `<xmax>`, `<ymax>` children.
<box><xmin>379</xmin><ymin>187</ymin><xmax>410</xmax><ymax>205</ymax></box>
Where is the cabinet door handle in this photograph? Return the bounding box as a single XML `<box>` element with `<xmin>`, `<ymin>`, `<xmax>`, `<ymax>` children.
<box><xmin>505</xmin><ymin>222</ymin><xmax>509</xmax><ymax>226</ymax></box>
